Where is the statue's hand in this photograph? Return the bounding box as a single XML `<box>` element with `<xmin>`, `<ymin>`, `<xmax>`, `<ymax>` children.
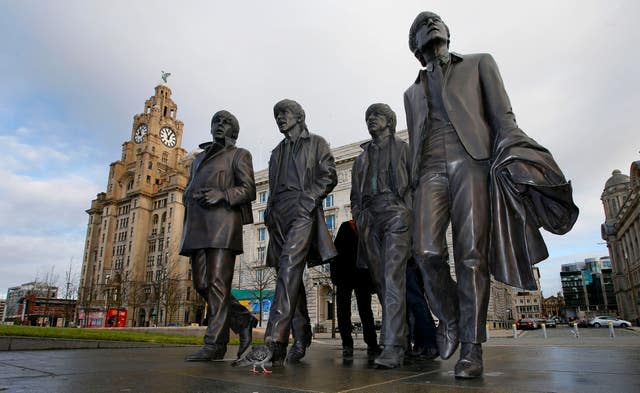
<box><xmin>192</xmin><ymin>187</ymin><xmax>211</xmax><ymax>200</ymax></box>
<box><xmin>199</xmin><ymin>189</ymin><xmax>225</xmax><ymax>207</ymax></box>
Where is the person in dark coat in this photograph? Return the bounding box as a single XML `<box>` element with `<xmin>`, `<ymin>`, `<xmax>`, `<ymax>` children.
<box><xmin>180</xmin><ymin>110</ymin><xmax>258</xmax><ymax>361</ymax></box>
<box><xmin>330</xmin><ymin>220</ymin><xmax>380</xmax><ymax>357</ymax></box>
<box><xmin>404</xmin><ymin>12</ymin><xmax>576</xmax><ymax>378</ymax></box>
<box><xmin>260</xmin><ymin>99</ymin><xmax>338</xmax><ymax>365</ymax></box>
<box><xmin>351</xmin><ymin>103</ymin><xmax>412</xmax><ymax>369</ymax></box>
<box><xmin>405</xmin><ymin>258</ymin><xmax>437</xmax><ymax>359</ymax></box>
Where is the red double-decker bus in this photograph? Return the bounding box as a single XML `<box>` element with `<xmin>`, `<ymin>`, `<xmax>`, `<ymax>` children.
<box><xmin>105</xmin><ymin>307</ymin><xmax>128</xmax><ymax>327</ymax></box>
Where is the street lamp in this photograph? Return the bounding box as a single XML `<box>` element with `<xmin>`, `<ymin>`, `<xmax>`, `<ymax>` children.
<box><xmin>313</xmin><ymin>282</ymin><xmax>319</xmax><ymax>337</ymax></box>
<box><xmin>104</xmin><ymin>274</ymin><xmax>110</xmax><ymax>327</ymax></box>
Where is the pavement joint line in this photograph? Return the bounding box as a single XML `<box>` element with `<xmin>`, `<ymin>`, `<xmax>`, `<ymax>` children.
<box><xmin>339</xmin><ymin>370</ymin><xmax>435</xmax><ymax>393</ymax></box>
<box><xmin>0</xmin><ymin>361</ymin><xmax>57</xmax><ymax>377</ymax></box>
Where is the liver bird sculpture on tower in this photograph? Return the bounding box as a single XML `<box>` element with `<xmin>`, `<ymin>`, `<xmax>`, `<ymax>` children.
<box><xmin>161</xmin><ymin>70</ymin><xmax>171</xmax><ymax>84</ymax></box>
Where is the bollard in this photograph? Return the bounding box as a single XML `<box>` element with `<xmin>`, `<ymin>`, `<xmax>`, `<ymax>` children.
<box><xmin>512</xmin><ymin>323</ymin><xmax>518</xmax><ymax>339</ymax></box>
<box><xmin>608</xmin><ymin>321</ymin><xmax>615</xmax><ymax>339</ymax></box>
<box><xmin>542</xmin><ymin>323</ymin><xmax>547</xmax><ymax>339</ymax></box>
<box><xmin>574</xmin><ymin>322</ymin><xmax>580</xmax><ymax>339</ymax></box>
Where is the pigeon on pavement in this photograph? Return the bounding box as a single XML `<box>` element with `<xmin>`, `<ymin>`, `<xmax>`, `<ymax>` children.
<box><xmin>232</xmin><ymin>344</ymin><xmax>273</xmax><ymax>374</ymax></box>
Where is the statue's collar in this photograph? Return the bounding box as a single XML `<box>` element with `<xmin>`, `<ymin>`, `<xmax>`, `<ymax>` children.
<box><xmin>198</xmin><ymin>137</ymin><xmax>236</xmax><ymax>151</ymax></box>
<box><xmin>414</xmin><ymin>52</ymin><xmax>462</xmax><ymax>83</ymax></box>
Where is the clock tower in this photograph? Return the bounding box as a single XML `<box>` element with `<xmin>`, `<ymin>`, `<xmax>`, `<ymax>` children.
<box><xmin>78</xmin><ymin>81</ymin><xmax>199</xmax><ymax>328</ymax></box>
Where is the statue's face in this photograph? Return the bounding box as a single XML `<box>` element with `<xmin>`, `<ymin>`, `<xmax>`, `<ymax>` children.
<box><xmin>366</xmin><ymin>111</ymin><xmax>389</xmax><ymax>137</ymax></box>
<box><xmin>211</xmin><ymin>115</ymin><xmax>235</xmax><ymax>142</ymax></box>
<box><xmin>275</xmin><ymin>109</ymin><xmax>299</xmax><ymax>134</ymax></box>
<box><xmin>415</xmin><ymin>15</ymin><xmax>448</xmax><ymax>51</ymax></box>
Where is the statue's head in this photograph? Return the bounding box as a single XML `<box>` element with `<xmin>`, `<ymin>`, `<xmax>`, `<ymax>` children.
<box><xmin>366</xmin><ymin>103</ymin><xmax>396</xmax><ymax>136</ymax></box>
<box><xmin>409</xmin><ymin>11</ymin><xmax>450</xmax><ymax>66</ymax></box>
<box><xmin>210</xmin><ymin>110</ymin><xmax>240</xmax><ymax>142</ymax></box>
<box><xmin>273</xmin><ymin>99</ymin><xmax>307</xmax><ymax>134</ymax></box>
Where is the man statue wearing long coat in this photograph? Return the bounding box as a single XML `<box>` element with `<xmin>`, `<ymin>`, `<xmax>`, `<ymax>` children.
<box><xmin>262</xmin><ymin>99</ymin><xmax>338</xmax><ymax>365</ymax></box>
<box><xmin>180</xmin><ymin>110</ymin><xmax>258</xmax><ymax>361</ymax></box>
<box><xmin>350</xmin><ymin>103</ymin><xmax>411</xmax><ymax>369</ymax></box>
<box><xmin>404</xmin><ymin>12</ymin><xmax>578</xmax><ymax>378</ymax></box>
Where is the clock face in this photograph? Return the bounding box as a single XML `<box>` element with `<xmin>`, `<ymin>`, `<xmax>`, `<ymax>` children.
<box><xmin>159</xmin><ymin>127</ymin><xmax>177</xmax><ymax>148</ymax></box>
<box><xmin>134</xmin><ymin>124</ymin><xmax>148</xmax><ymax>143</ymax></box>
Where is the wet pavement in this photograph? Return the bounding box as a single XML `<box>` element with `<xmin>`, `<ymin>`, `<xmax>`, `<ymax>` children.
<box><xmin>1</xmin><ymin>327</ymin><xmax>639</xmax><ymax>392</ymax></box>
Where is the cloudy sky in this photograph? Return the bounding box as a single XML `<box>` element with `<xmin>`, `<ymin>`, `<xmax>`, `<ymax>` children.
<box><xmin>1</xmin><ymin>0</ymin><xmax>638</xmax><ymax>299</ymax></box>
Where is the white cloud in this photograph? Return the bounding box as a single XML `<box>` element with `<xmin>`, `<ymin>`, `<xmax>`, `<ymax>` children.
<box><xmin>0</xmin><ymin>169</ymin><xmax>100</xmax><ymax>236</ymax></box>
<box><xmin>0</xmin><ymin>134</ymin><xmax>70</xmax><ymax>172</ymax></box>
<box><xmin>0</xmin><ymin>234</ymin><xmax>84</xmax><ymax>298</ymax></box>
<box><xmin>0</xmin><ymin>169</ymin><xmax>98</xmax><ymax>296</ymax></box>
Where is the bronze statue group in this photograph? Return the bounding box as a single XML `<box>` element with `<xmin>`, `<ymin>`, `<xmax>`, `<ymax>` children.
<box><xmin>179</xmin><ymin>12</ymin><xmax>578</xmax><ymax>379</ymax></box>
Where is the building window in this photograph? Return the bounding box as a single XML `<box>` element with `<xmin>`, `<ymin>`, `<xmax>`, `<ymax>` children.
<box><xmin>257</xmin><ymin>246</ymin><xmax>266</xmax><ymax>262</ymax></box>
<box><xmin>325</xmin><ymin>215</ymin><xmax>336</xmax><ymax>230</ymax></box>
<box><xmin>324</xmin><ymin>194</ymin><xmax>334</xmax><ymax>208</ymax></box>
<box><xmin>258</xmin><ymin>227</ymin><xmax>267</xmax><ymax>241</ymax></box>
<box><xmin>259</xmin><ymin>191</ymin><xmax>268</xmax><ymax>203</ymax></box>
<box><xmin>258</xmin><ymin>209</ymin><xmax>265</xmax><ymax>222</ymax></box>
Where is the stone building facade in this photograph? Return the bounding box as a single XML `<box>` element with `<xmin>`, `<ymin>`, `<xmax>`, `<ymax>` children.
<box><xmin>510</xmin><ymin>267</ymin><xmax>543</xmax><ymax>320</ymax></box>
<box><xmin>601</xmin><ymin>165</ymin><xmax>640</xmax><ymax>324</ymax></box>
<box><xmin>542</xmin><ymin>294</ymin><xmax>564</xmax><ymax>319</ymax></box>
<box><xmin>77</xmin><ymin>83</ymin><xmax>200</xmax><ymax>327</ymax></box>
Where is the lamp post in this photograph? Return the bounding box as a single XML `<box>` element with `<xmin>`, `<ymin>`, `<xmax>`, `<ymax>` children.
<box><xmin>313</xmin><ymin>282</ymin><xmax>319</xmax><ymax>337</ymax></box>
<box><xmin>104</xmin><ymin>274</ymin><xmax>110</xmax><ymax>327</ymax></box>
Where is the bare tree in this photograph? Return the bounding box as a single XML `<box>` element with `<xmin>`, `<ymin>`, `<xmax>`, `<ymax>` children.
<box><xmin>246</xmin><ymin>263</ymin><xmax>277</xmax><ymax>327</ymax></box>
<box><xmin>76</xmin><ymin>284</ymin><xmax>94</xmax><ymax>327</ymax></box>
<box><xmin>123</xmin><ymin>279</ymin><xmax>146</xmax><ymax>327</ymax></box>
<box><xmin>62</xmin><ymin>259</ymin><xmax>79</xmax><ymax>327</ymax></box>
<box><xmin>157</xmin><ymin>267</ymin><xmax>182</xmax><ymax>326</ymax></box>
<box><xmin>39</xmin><ymin>266</ymin><xmax>59</xmax><ymax>326</ymax></box>
<box><xmin>151</xmin><ymin>245</ymin><xmax>185</xmax><ymax>327</ymax></box>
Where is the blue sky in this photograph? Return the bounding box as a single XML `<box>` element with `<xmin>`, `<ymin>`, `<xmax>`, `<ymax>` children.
<box><xmin>1</xmin><ymin>0</ymin><xmax>638</xmax><ymax>298</ymax></box>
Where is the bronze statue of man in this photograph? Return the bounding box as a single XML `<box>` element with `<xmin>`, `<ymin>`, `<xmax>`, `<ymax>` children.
<box><xmin>261</xmin><ymin>99</ymin><xmax>338</xmax><ymax>365</ymax></box>
<box><xmin>350</xmin><ymin>103</ymin><xmax>411</xmax><ymax>368</ymax></box>
<box><xmin>180</xmin><ymin>110</ymin><xmax>258</xmax><ymax>361</ymax></box>
<box><xmin>405</xmin><ymin>12</ymin><xmax>578</xmax><ymax>378</ymax></box>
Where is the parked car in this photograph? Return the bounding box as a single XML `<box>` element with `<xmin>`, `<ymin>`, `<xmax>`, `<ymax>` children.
<box><xmin>588</xmin><ymin>316</ymin><xmax>632</xmax><ymax>328</ymax></box>
<box><xmin>573</xmin><ymin>319</ymin><xmax>589</xmax><ymax>328</ymax></box>
<box><xmin>516</xmin><ymin>318</ymin><xmax>540</xmax><ymax>330</ymax></box>
<box><xmin>544</xmin><ymin>319</ymin><xmax>557</xmax><ymax>328</ymax></box>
